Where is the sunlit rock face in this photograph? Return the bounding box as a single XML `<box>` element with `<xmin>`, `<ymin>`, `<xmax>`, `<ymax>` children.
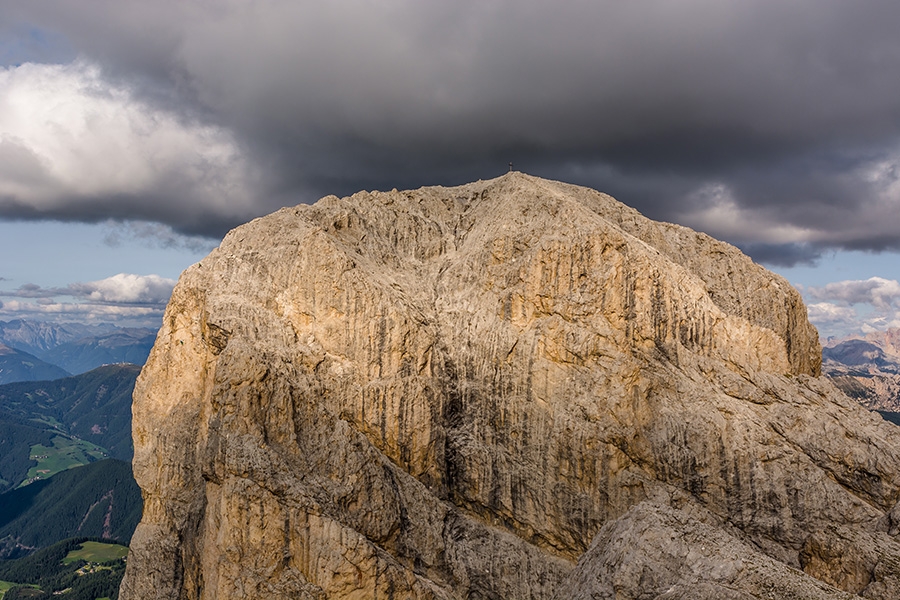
<box><xmin>121</xmin><ymin>173</ymin><xmax>900</xmax><ymax>600</ymax></box>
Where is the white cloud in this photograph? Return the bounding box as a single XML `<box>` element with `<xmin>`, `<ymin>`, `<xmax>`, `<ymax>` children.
<box><xmin>1</xmin><ymin>273</ymin><xmax>176</xmax><ymax>305</ymax></box>
<box><xmin>68</xmin><ymin>273</ymin><xmax>176</xmax><ymax>305</ymax></box>
<box><xmin>807</xmin><ymin>302</ymin><xmax>857</xmax><ymax>325</ymax></box>
<box><xmin>0</xmin><ymin>298</ymin><xmax>161</xmax><ymax>316</ymax></box>
<box><xmin>805</xmin><ymin>302</ymin><xmax>867</xmax><ymax>339</ymax></box>
<box><xmin>0</xmin><ymin>60</ymin><xmax>259</xmax><ymax>231</ymax></box>
<box><xmin>807</xmin><ymin>277</ymin><xmax>900</xmax><ymax>309</ymax></box>
<box><xmin>861</xmin><ymin>315</ymin><xmax>900</xmax><ymax>333</ymax></box>
<box><xmin>0</xmin><ymin>273</ymin><xmax>175</xmax><ymax>327</ymax></box>
<box><xmin>0</xmin><ymin>298</ymin><xmax>164</xmax><ymax>327</ymax></box>
<box><xmin>803</xmin><ymin>279</ymin><xmax>900</xmax><ymax>339</ymax></box>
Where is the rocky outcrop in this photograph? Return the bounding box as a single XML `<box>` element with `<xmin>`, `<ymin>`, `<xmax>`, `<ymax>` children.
<box><xmin>121</xmin><ymin>173</ymin><xmax>900</xmax><ymax>599</ymax></box>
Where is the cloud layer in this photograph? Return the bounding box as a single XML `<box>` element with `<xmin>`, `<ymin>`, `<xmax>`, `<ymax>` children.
<box><xmin>808</xmin><ymin>277</ymin><xmax>900</xmax><ymax>310</ymax></box>
<box><xmin>0</xmin><ymin>273</ymin><xmax>176</xmax><ymax>326</ymax></box>
<box><xmin>1</xmin><ymin>1</ymin><xmax>900</xmax><ymax>263</ymax></box>
<box><xmin>805</xmin><ymin>277</ymin><xmax>900</xmax><ymax>337</ymax></box>
<box><xmin>0</xmin><ymin>60</ymin><xmax>260</xmax><ymax>236</ymax></box>
<box><xmin>68</xmin><ymin>273</ymin><xmax>177</xmax><ymax>304</ymax></box>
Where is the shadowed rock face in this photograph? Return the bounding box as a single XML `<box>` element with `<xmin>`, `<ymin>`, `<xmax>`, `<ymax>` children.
<box><xmin>121</xmin><ymin>173</ymin><xmax>900</xmax><ymax>600</ymax></box>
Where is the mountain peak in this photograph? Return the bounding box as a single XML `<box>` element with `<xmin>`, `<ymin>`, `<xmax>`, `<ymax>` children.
<box><xmin>122</xmin><ymin>178</ymin><xmax>897</xmax><ymax>600</ymax></box>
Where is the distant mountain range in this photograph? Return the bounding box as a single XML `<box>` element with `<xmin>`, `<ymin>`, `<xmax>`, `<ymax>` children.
<box><xmin>0</xmin><ymin>342</ymin><xmax>71</xmax><ymax>385</ymax></box>
<box><xmin>0</xmin><ymin>320</ymin><xmax>128</xmax><ymax>354</ymax></box>
<box><xmin>0</xmin><ymin>319</ymin><xmax>156</xmax><ymax>382</ymax></box>
<box><xmin>823</xmin><ymin>328</ymin><xmax>900</xmax><ymax>412</ymax></box>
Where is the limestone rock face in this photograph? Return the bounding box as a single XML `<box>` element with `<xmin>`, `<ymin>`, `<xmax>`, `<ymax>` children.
<box><xmin>121</xmin><ymin>173</ymin><xmax>900</xmax><ymax>599</ymax></box>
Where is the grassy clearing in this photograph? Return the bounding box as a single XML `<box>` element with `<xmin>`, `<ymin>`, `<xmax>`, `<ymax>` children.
<box><xmin>0</xmin><ymin>581</ymin><xmax>40</xmax><ymax>598</ymax></box>
<box><xmin>62</xmin><ymin>541</ymin><xmax>128</xmax><ymax>565</ymax></box>
<box><xmin>28</xmin><ymin>414</ymin><xmax>65</xmax><ymax>431</ymax></box>
<box><xmin>20</xmin><ymin>436</ymin><xmax>110</xmax><ymax>486</ymax></box>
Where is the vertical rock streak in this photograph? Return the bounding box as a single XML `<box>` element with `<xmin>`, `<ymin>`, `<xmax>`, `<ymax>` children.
<box><xmin>122</xmin><ymin>174</ymin><xmax>900</xmax><ymax>600</ymax></box>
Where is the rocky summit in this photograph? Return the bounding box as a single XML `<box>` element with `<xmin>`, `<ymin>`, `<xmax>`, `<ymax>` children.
<box><xmin>121</xmin><ymin>173</ymin><xmax>900</xmax><ymax>599</ymax></box>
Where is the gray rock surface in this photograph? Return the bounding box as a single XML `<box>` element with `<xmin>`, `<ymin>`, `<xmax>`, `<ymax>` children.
<box><xmin>121</xmin><ymin>173</ymin><xmax>900</xmax><ymax>599</ymax></box>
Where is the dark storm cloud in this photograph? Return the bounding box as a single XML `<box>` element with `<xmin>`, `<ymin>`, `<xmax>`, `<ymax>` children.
<box><xmin>2</xmin><ymin>1</ymin><xmax>900</xmax><ymax>263</ymax></box>
<box><xmin>735</xmin><ymin>243</ymin><xmax>826</xmax><ymax>268</ymax></box>
<box><xmin>101</xmin><ymin>221</ymin><xmax>217</xmax><ymax>253</ymax></box>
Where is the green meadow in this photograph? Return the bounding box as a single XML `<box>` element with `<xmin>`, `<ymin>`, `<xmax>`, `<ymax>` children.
<box><xmin>62</xmin><ymin>541</ymin><xmax>129</xmax><ymax>565</ymax></box>
<box><xmin>21</xmin><ymin>436</ymin><xmax>109</xmax><ymax>486</ymax></box>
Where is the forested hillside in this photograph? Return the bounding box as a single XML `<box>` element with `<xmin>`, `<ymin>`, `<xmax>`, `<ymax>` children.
<box><xmin>0</xmin><ymin>344</ymin><xmax>69</xmax><ymax>386</ymax></box>
<box><xmin>0</xmin><ymin>460</ymin><xmax>141</xmax><ymax>560</ymax></box>
<box><xmin>0</xmin><ymin>412</ymin><xmax>54</xmax><ymax>495</ymax></box>
<box><xmin>0</xmin><ymin>537</ymin><xmax>127</xmax><ymax>599</ymax></box>
<box><xmin>0</xmin><ymin>364</ymin><xmax>139</xmax><ymax>493</ymax></box>
<box><xmin>0</xmin><ymin>363</ymin><xmax>139</xmax><ymax>460</ymax></box>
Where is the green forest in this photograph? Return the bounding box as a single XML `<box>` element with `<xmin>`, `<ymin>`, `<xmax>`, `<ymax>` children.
<box><xmin>0</xmin><ymin>364</ymin><xmax>139</xmax><ymax>493</ymax></box>
<box><xmin>0</xmin><ymin>414</ymin><xmax>54</xmax><ymax>494</ymax></box>
<box><xmin>0</xmin><ymin>365</ymin><xmax>142</xmax><ymax>599</ymax></box>
<box><xmin>0</xmin><ymin>538</ymin><xmax>127</xmax><ymax>600</ymax></box>
<box><xmin>0</xmin><ymin>460</ymin><xmax>141</xmax><ymax>560</ymax></box>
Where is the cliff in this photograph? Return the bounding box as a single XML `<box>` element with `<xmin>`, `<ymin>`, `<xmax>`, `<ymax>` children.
<box><xmin>121</xmin><ymin>173</ymin><xmax>900</xmax><ymax>599</ymax></box>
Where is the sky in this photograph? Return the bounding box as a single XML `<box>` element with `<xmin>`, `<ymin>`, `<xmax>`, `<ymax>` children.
<box><xmin>0</xmin><ymin>1</ymin><xmax>899</xmax><ymax>338</ymax></box>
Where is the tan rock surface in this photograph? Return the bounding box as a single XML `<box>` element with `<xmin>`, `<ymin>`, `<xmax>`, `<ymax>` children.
<box><xmin>121</xmin><ymin>173</ymin><xmax>900</xmax><ymax>599</ymax></box>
